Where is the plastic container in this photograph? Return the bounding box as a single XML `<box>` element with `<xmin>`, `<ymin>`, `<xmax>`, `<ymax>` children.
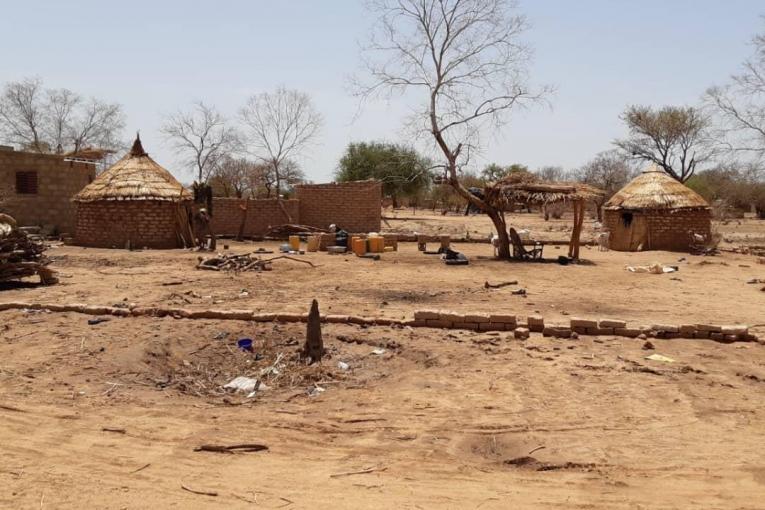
<box><xmin>306</xmin><ymin>235</ymin><xmax>320</xmax><ymax>252</ymax></box>
<box><xmin>288</xmin><ymin>235</ymin><xmax>301</xmax><ymax>251</ymax></box>
<box><xmin>368</xmin><ymin>236</ymin><xmax>384</xmax><ymax>253</ymax></box>
<box><xmin>352</xmin><ymin>237</ymin><xmax>367</xmax><ymax>256</ymax></box>
<box><xmin>237</xmin><ymin>338</ymin><xmax>253</xmax><ymax>352</ymax></box>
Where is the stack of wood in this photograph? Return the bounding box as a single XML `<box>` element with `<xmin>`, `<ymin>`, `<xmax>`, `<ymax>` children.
<box><xmin>266</xmin><ymin>224</ymin><xmax>328</xmax><ymax>237</ymax></box>
<box><xmin>0</xmin><ymin>214</ymin><xmax>58</xmax><ymax>285</ymax></box>
<box><xmin>197</xmin><ymin>253</ymin><xmax>315</xmax><ymax>272</ymax></box>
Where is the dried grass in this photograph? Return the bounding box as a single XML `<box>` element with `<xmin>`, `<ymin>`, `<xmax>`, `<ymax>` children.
<box><xmin>604</xmin><ymin>164</ymin><xmax>709</xmax><ymax>211</ymax></box>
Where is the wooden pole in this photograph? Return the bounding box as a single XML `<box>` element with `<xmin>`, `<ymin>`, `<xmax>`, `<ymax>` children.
<box><xmin>303</xmin><ymin>299</ymin><xmax>324</xmax><ymax>363</ymax></box>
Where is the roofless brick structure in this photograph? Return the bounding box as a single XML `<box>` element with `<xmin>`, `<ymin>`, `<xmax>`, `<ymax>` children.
<box><xmin>73</xmin><ymin>135</ymin><xmax>192</xmax><ymax>249</ymax></box>
<box><xmin>603</xmin><ymin>164</ymin><xmax>711</xmax><ymax>252</ymax></box>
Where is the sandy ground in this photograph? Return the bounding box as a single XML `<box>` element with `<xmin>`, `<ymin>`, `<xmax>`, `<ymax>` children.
<box><xmin>1</xmin><ymin>211</ymin><xmax>765</xmax><ymax>509</ymax></box>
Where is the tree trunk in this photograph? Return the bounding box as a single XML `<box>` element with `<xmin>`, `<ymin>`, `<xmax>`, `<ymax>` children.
<box><xmin>391</xmin><ymin>194</ymin><xmax>399</xmax><ymax>209</ymax></box>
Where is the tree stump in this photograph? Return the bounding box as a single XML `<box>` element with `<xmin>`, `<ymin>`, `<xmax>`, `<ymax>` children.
<box><xmin>303</xmin><ymin>299</ymin><xmax>324</xmax><ymax>363</ymax></box>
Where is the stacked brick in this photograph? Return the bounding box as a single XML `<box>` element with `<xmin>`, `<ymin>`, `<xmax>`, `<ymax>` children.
<box><xmin>0</xmin><ymin>150</ymin><xmax>94</xmax><ymax>234</ymax></box>
<box><xmin>410</xmin><ymin>309</ymin><xmax>755</xmax><ymax>342</ymax></box>
<box><xmin>75</xmin><ymin>201</ymin><xmax>180</xmax><ymax>249</ymax></box>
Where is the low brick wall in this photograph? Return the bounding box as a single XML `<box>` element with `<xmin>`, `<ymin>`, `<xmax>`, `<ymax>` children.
<box><xmin>210</xmin><ymin>198</ymin><xmax>299</xmax><ymax>237</ymax></box>
<box><xmin>75</xmin><ymin>200</ymin><xmax>183</xmax><ymax>249</ymax></box>
<box><xmin>604</xmin><ymin>208</ymin><xmax>712</xmax><ymax>251</ymax></box>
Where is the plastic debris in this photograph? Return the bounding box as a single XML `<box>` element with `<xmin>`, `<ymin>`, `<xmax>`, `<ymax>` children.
<box><xmin>337</xmin><ymin>361</ymin><xmax>350</xmax><ymax>371</ymax></box>
<box><xmin>371</xmin><ymin>348</ymin><xmax>387</xmax><ymax>356</ymax></box>
<box><xmin>223</xmin><ymin>376</ymin><xmax>268</xmax><ymax>397</ymax></box>
<box><xmin>645</xmin><ymin>353</ymin><xmax>675</xmax><ymax>363</ymax></box>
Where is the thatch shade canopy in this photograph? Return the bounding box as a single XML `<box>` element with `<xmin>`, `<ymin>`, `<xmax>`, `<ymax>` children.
<box><xmin>604</xmin><ymin>164</ymin><xmax>709</xmax><ymax>211</ymax></box>
<box><xmin>483</xmin><ymin>172</ymin><xmax>605</xmax><ymax>260</ymax></box>
<box><xmin>73</xmin><ymin>136</ymin><xmax>191</xmax><ymax>203</ymax></box>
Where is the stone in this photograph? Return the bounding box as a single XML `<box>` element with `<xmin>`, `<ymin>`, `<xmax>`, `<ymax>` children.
<box><xmin>599</xmin><ymin>319</ymin><xmax>627</xmax><ymax>328</ymax></box>
<box><xmin>642</xmin><ymin>340</ymin><xmax>655</xmax><ymax>350</ymax></box>
<box><xmin>637</xmin><ymin>333</ymin><xmax>648</xmax><ymax>340</ymax></box>
<box><xmin>414</xmin><ymin>309</ymin><xmax>441</xmax><ymax>320</ymax></box>
<box><xmin>570</xmin><ymin>332</ymin><xmax>579</xmax><ymax>340</ymax></box>
<box><xmin>570</xmin><ymin>317</ymin><xmax>598</xmax><ymax>328</ymax></box>
<box><xmin>514</xmin><ymin>327</ymin><xmax>530</xmax><ymax>340</ymax></box>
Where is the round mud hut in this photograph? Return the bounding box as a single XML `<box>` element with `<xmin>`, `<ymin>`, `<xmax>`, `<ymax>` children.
<box><xmin>73</xmin><ymin>135</ymin><xmax>193</xmax><ymax>249</ymax></box>
<box><xmin>603</xmin><ymin>164</ymin><xmax>711</xmax><ymax>251</ymax></box>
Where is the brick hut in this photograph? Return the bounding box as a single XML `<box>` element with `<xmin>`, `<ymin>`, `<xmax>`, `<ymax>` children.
<box><xmin>73</xmin><ymin>135</ymin><xmax>193</xmax><ymax>249</ymax></box>
<box><xmin>603</xmin><ymin>164</ymin><xmax>711</xmax><ymax>251</ymax></box>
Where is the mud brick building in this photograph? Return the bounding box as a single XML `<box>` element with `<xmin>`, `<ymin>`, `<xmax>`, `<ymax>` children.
<box><xmin>0</xmin><ymin>146</ymin><xmax>95</xmax><ymax>234</ymax></box>
<box><xmin>603</xmin><ymin>164</ymin><xmax>711</xmax><ymax>251</ymax></box>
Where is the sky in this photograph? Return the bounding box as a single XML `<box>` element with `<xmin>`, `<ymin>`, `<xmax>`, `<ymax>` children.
<box><xmin>0</xmin><ymin>0</ymin><xmax>762</xmax><ymax>183</ymax></box>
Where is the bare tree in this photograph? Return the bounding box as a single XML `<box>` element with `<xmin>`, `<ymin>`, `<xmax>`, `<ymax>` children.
<box><xmin>239</xmin><ymin>87</ymin><xmax>321</xmax><ymax>198</ymax></box>
<box><xmin>535</xmin><ymin>165</ymin><xmax>568</xmax><ymax>182</ymax></box>
<box><xmin>0</xmin><ymin>78</ymin><xmax>46</xmax><ymax>152</ymax></box>
<box><xmin>0</xmin><ymin>77</ymin><xmax>125</xmax><ymax>154</ymax></box>
<box><xmin>574</xmin><ymin>150</ymin><xmax>634</xmax><ymax>221</ymax></box>
<box><xmin>614</xmin><ymin>105</ymin><xmax>716</xmax><ymax>183</ymax></box>
<box><xmin>209</xmin><ymin>155</ymin><xmax>254</xmax><ymax>198</ymax></box>
<box><xmin>357</xmin><ymin>0</ymin><xmax>547</xmax><ymax>258</ymax></box>
<box><xmin>161</xmin><ymin>101</ymin><xmax>240</xmax><ymax>183</ymax></box>
<box><xmin>706</xmin><ymin>20</ymin><xmax>765</xmax><ymax>158</ymax></box>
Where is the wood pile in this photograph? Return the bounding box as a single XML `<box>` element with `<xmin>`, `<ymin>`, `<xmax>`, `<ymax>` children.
<box><xmin>197</xmin><ymin>253</ymin><xmax>316</xmax><ymax>272</ymax></box>
<box><xmin>0</xmin><ymin>215</ymin><xmax>58</xmax><ymax>285</ymax></box>
<box><xmin>266</xmin><ymin>224</ymin><xmax>328</xmax><ymax>237</ymax></box>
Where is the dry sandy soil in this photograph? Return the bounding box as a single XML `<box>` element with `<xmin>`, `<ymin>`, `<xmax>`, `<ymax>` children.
<box><xmin>1</xmin><ymin>212</ymin><xmax>765</xmax><ymax>509</ymax></box>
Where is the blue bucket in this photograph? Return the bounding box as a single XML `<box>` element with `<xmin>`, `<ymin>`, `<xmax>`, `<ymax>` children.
<box><xmin>237</xmin><ymin>338</ymin><xmax>253</xmax><ymax>352</ymax></box>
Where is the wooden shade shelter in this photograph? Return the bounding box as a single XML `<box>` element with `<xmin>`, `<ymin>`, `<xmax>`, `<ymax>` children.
<box><xmin>485</xmin><ymin>174</ymin><xmax>605</xmax><ymax>260</ymax></box>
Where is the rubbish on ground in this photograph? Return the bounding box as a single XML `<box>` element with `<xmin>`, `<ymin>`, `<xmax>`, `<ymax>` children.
<box><xmin>627</xmin><ymin>263</ymin><xmax>677</xmax><ymax>274</ymax></box>
<box><xmin>357</xmin><ymin>253</ymin><xmax>381</xmax><ymax>260</ymax></box>
<box><xmin>194</xmin><ymin>443</ymin><xmax>268</xmax><ymax>454</ymax></box>
<box><xmin>308</xmin><ymin>384</ymin><xmax>326</xmax><ymax>397</ymax></box>
<box><xmin>327</xmin><ymin>246</ymin><xmax>347</xmax><ymax>254</ymax></box>
<box><xmin>237</xmin><ymin>338</ymin><xmax>253</xmax><ymax>352</ymax></box>
<box><xmin>266</xmin><ymin>224</ymin><xmax>329</xmax><ymax>237</ymax></box>
<box><xmin>442</xmin><ymin>248</ymin><xmax>469</xmax><ymax>265</ymax></box>
<box><xmin>88</xmin><ymin>317</ymin><xmax>110</xmax><ymax>325</ymax></box>
<box><xmin>337</xmin><ymin>361</ymin><xmax>350</xmax><ymax>371</ymax></box>
<box><xmin>371</xmin><ymin>348</ymin><xmax>386</xmax><ymax>356</ymax></box>
<box><xmin>223</xmin><ymin>376</ymin><xmax>267</xmax><ymax>396</ymax></box>
<box><xmin>645</xmin><ymin>353</ymin><xmax>675</xmax><ymax>363</ymax></box>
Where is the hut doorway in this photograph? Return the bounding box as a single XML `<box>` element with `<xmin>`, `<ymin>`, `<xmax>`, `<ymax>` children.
<box><xmin>627</xmin><ymin>214</ymin><xmax>649</xmax><ymax>251</ymax></box>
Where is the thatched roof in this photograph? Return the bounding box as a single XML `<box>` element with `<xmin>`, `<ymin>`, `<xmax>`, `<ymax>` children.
<box><xmin>73</xmin><ymin>135</ymin><xmax>191</xmax><ymax>203</ymax></box>
<box><xmin>485</xmin><ymin>172</ymin><xmax>604</xmax><ymax>207</ymax></box>
<box><xmin>604</xmin><ymin>164</ymin><xmax>709</xmax><ymax>211</ymax></box>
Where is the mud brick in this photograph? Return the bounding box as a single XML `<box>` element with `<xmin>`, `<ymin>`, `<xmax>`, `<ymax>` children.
<box><xmin>452</xmin><ymin>322</ymin><xmax>479</xmax><ymax>331</ymax></box>
<box><xmin>527</xmin><ymin>315</ymin><xmax>544</xmax><ymax>332</ymax></box>
<box><xmin>489</xmin><ymin>314</ymin><xmax>517</xmax><ymax>325</ymax></box>
<box><xmin>651</xmin><ymin>324</ymin><xmax>679</xmax><ymax>333</ymax></box>
<box><xmin>586</xmin><ymin>327</ymin><xmax>614</xmax><ymax>336</ymax></box>
<box><xmin>614</xmin><ymin>328</ymin><xmax>642</xmax><ymax>338</ymax></box>
<box><xmin>679</xmin><ymin>325</ymin><xmax>697</xmax><ymax>337</ymax></box>
<box><xmin>694</xmin><ymin>330</ymin><xmax>710</xmax><ymax>339</ymax></box>
<box><xmin>599</xmin><ymin>319</ymin><xmax>627</xmax><ymax>329</ymax></box>
<box><xmin>696</xmin><ymin>324</ymin><xmax>722</xmax><ymax>332</ymax></box>
<box><xmin>570</xmin><ymin>317</ymin><xmax>597</xmax><ymax>328</ymax></box>
<box><xmin>721</xmin><ymin>325</ymin><xmax>747</xmax><ymax>335</ymax></box>
<box><xmin>439</xmin><ymin>311</ymin><xmax>465</xmax><ymax>322</ymax></box>
<box><xmin>514</xmin><ymin>327</ymin><xmax>530</xmax><ymax>340</ymax></box>
<box><xmin>543</xmin><ymin>326</ymin><xmax>572</xmax><ymax>338</ymax></box>
<box><xmin>426</xmin><ymin>319</ymin><xmax>452</xmax><ymax>328</ymax></box>
<box><xmin>464</xmin><ymin>313</ymin><xmax>491</xmax><ymax>323</ymax></box>
<box><xmin>252</xmin><ymin>313</ymin><xmax>277</xmax><ymax>322</ymax></box>
<box><xmin>572</xmin><ymin>326</ymin><xmax>588</xmax><ymax>335</ymax></box>
<box><xmin>479</xmin><ymin>323</ymin><xmax>506</xmax><ymax>331</ymax></box>
<box><xmin>709</xmin><ymin>332</ymin><xmax>724</xmax><ymax>341</ymax></box>
<box><xmin>414</xmin><ymin>309</ymin><xmax>440</xmax><ymax>320</ymax></box>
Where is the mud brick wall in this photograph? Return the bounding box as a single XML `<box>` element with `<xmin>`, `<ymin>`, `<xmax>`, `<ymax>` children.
<box><xmin>604</xmin><ymin>208</ymin><xmax>711</xmax><ymax>251</ymax></box>
<box><xmin>75</xmin><ymin>201</ymin><xmax>181</xmax><ymax>249</ymax></box>
<box><xmin>210</xmin><ymin>198</ymin><xmax>300</xmax><ymax>237</ymax></box>
<box><xmin>295</xmin><ymin>180</ymin><xmax>381</xmax><ymax>233</ymax></box>
<box><xmin>0</xmin><ymin>150</ymin><xmax>94</xmax><ymax>233</ymax></box>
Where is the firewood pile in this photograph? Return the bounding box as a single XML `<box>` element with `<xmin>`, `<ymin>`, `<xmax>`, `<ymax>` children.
<box><xmin>197</xmin><ymin>253</ymin><xmax>316</xmax><ymax>272</ymax></box>
<box><xmin>0</xmin><ymin>214</ymin><xmax>58</xmax><ymax>285</ymax></box>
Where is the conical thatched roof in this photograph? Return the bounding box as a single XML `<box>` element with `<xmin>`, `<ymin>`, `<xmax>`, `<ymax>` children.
<box><xmin>604</xmin><ymin>164</ymin><xmax>709</xmax><ymax>210</ymax></box>
<box><xmin>73</xmin><ymin>135</ymin><xmax>191</xmax><ymax>203</ymax></box>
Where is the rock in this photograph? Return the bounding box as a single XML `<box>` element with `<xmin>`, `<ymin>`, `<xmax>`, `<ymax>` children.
<box><xmin>514</xmin><ymin>327</ymin><xmax>530</xmax><ymax>340</ymax></box>
<box><xmin>642</xmin><ymin>340</ymin><xmax>655</xmax><ymax>350</ymax></box>
<box><xmin>637</xmin><ymin>333</ymin><xmax>647</xmax><ymax>340</ymax></box>
<box><xmin>570</xmin><ymin>331</ymin><xmax>579</xmax><ymax>340</ymax></box>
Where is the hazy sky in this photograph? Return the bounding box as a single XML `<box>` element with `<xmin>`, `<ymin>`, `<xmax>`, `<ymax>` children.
<box><xmin>1</xmin><ymin>0</ymin><xmax>762</xmax><ymax>182</ymax></box>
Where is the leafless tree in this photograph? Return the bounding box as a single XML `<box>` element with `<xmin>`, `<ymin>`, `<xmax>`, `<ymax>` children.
<box><xmin>0</xmin><ymin>77</ymin><xmax>125</xmax><ymax>154</ymax></box>
<box><xmin>239</xmin><ymin>87</ymin><xmax>321</xmax><ymax>199</ymax></box>
<box><xmin>161</xmin><ymin>101</ymin><xmax>240</xmax><ymax>183</ymax></box>
<box><xmin>574</xmin><ymin>150</ymin><xmax>634</xmax><ymax>221</ymax></box>
<box><xmin>706</xmin><ymin>20</ymin><xmax>765</xmax><ymax>159</ymax></box>
<box><xmin>357</xmin><ymin>0</ymin><xmax>548</xmax><ymax>258</ymax></box>
<box><xmin>535</xmin><ymin>165</ymin><xmax>569</xmax><ymax>182</ymax></box>
<box><xmin>614</xmin><ymin>105</ymin><xmax>716</xmax><ymax>183</ymax></box>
